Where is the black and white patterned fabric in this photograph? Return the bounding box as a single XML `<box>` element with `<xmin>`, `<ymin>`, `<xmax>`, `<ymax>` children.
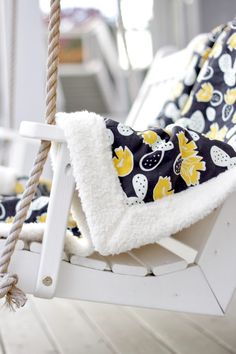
<box><xmin>106</xmin><ymin>18</ymin><xmax>236</xmax><ymax>204</ymax></box>
<box><xmin>0</xmin><ymin>178</ymin><xmax>80</xmax><ymax>236</ymax></box>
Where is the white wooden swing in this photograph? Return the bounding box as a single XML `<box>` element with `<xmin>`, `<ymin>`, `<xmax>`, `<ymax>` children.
<box><xmin>0</xmin><ymin>0</ymin><xmax>236</xmax><ymax>316</ymax></box>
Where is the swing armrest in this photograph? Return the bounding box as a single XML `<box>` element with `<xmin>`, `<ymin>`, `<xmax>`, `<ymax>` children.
<box><xmin>20</xmin><ymin>121</ymin><xmax>66</xmax><ymax>142</ymax></box>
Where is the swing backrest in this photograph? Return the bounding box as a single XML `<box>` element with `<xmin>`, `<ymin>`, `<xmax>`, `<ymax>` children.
<box><xmin>126</xmin><ymin>34</ymin><xmax>208</xmax><ymax>130</ymax></box>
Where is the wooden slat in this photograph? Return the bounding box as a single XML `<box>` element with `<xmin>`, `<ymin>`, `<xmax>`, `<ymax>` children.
<box><xmin>75</xmin><ymin>301</ymin><xmax>172</xmax><ymax>354</ymax></box>
<box><xmin>107</xmin><ymin>252</ymin><xmax>149</xmax><ymax>276</ymax></box>
<box><xmin>30</xmin><ymin>241</ymin><xmax>69</xmax><ymax>262</ymax></box>
<box><xmin>131</xmin><ymin>244</ymin><xmax>187</xmax><ymax>276</ymax></box>
<box><xmin>0</xmin><ymin>297</ymin><xmax>57</xmax><ymax>354</ymax></box>
<box><xmin>70</xmin><ymin>252</ymin><xmax>110</xmax><ymax>271</ymax></box>
<box><xmin>0</xmin><ymin>238</ymin><xmax>25</xmax><ymax>251</ymax></box>
<box><xmin>6</xmin><ymin>249</ymin><xmax>222</xmax><ymax>314</ymax></box>
<box><xmin>157</xmin><ymin>237</ymin><xmax>198</xmax><ymax>264</ymax></box>
<box><xmin>130</xmin><ymin>307</ymin><xmax>233</xmax><ymax>354</ymax></box>
<box><xmin>32</xmin><ymin>297</ymin><xmax>115</xmax><ymax>354</ymax></box>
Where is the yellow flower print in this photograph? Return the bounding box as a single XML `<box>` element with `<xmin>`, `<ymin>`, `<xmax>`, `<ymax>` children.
<box><xmin>37</xmin><ymin>213</ymin><xmax>47</xmax><ymax>223</ymax></box>
<box><xmin>205</xmin><ymin>123</ymin><xmax>228</xmax><ymax>141</ymax></box>
<box><xmin>113</xmin><ymin>146</ymin><xmax>134</xmax><ymax>177</ymax></box>
<box><xmin>142</xmin><ymin>130</ymin><xmax>160</xmax><ymax>145</ymax></box>
<box><xmin>153</xmin><ymin>176</ymin><xmax>173</xmax><ymax>201</ymax></box>
<box><xmin>232</xmin><ymin>112</ymin><xmax>236</xmax><ymax>124</ymax></box>
<box><xmin>196</xmin><ymin>83</ymin><xmax>214</xmax><ymax>102</ymax></box>
<box><xmin>177</xmin><ymin>131</ymin><xmax>206</xmax><ymax>187</ymax></box>
<box><xmin>15</xmin><ymin>181</ymin><xmax>24</xmax><ymax>194</ymax></box>
<box><xmin>227</xmin><ymin>33</ymin><xmax>236</xmax><ymax>51</ymax></box>
<box><xmin>224</xmin><ymin>88</ymin><xmax>236</xmax><ymax>105</ymax></box>
<box><xmin>181</xmin><ymin>95</ymin><xmax>193</xmax><ymax>115</ymax></box>
<box><xmin>5</xmin><ymin>216</ymin><xmax>14</xmax><ymax>223</ymax></box>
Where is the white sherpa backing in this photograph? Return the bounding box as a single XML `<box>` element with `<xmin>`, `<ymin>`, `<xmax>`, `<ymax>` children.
<box><xmin>0</xmin><ymin>222</ymin><xmax>90</xmax><ymax>257</ymax></box>
<box><xmin>57</xmin><ymin>111</ymin><xmax>236</xmax><ymax>256</ymax></box>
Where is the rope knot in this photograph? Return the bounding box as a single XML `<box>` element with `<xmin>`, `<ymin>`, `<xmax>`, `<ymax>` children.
<box><xmin>0</xmin><ymin>273</ymin><xmax>27</xmax><ymax>310</ymax></box>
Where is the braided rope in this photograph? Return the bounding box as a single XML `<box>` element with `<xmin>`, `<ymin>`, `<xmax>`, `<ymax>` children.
<box><xmin>0</xmin><ymin>0</ymin><xmax>61</xmax><ymax>308</ymax></box>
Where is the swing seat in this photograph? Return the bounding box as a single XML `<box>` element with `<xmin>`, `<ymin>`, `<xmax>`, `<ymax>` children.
<box><xmin>1</xmin><ymin>42</ymin><xmax>236</xmax><ymax>316</ymax></box>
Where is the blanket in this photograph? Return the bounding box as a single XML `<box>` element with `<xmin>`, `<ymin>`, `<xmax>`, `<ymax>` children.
<box><xmin>0</xmin><ymin>174</ymin><xmax>89</xmax><ymax>256</ymax></box>
<box><xmin>56</xmin><ymin>18</ymin><xmax>236</xmax><ymax>256</ymax></box>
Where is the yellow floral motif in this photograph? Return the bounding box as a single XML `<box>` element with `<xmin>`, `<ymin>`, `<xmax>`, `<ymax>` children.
<box><xmin>205</xmin><ymin>123</ymin><xmax>228</xmax><ymax>141</ymax></box>
<box><xmin>181</xmin><ymin>95</ymin><xmax>193</xmax><ymax>115</ymax></box>
<box><xmin>142</xmin><ymin>130</ymin><xmax>160</xmax><ymax>145</ymax></box>
<box><xmin>5</xmin><ymin>216</ymin><xmax>14</xmax><ymax>223</ymax></box>
<box><xmin>177</xmin><ymin>132</ymin><xmax>206</xmax><ymax>187</ymax></box>
<box><xmin>113</xmin><ymin>146</ymin><xmax>134</xmax><ymax>177</ymax></box>
<box><xmin>153</xmin><ymin>176</ymin><xmax>173</xmax><ymax>201</ymax></box>
<box><xmin>227</xmin><ymin>33</ymin><xmax>236</xmax><ymax>51</ymax></box>
<box><xmin>232</xmin><ymin>112</ymin><xmax>236</xmax><ymax>124</ymax></box>
<box><xmin>37</xmin><ymin>213</ymin><xmax>47</xmax><ymax>223</ymax></box>
<box><xmin>224</xmin><ymin>88</ymin><xmax>236</xmax><ymax>105</ymax></box>
<box><xmin>15</xmin><ymin>181</ymin><xmax>24</xmax><ymax>194</ymax></box>
<box><xmin>196</xmin><ymin>83</ymin><xmax>214</xmax><ymax>102</ymax></box>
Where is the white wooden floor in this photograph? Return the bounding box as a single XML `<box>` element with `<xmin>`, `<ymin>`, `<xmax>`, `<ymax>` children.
<box><xmin>0</xmin><ymin>292</ymin><xmax>235</xmax><ymax>354</ymax></box>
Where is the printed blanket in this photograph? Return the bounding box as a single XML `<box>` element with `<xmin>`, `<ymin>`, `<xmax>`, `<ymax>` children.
<box><xmin>0</xmin><ymin>175</ymin><xmax>86</xmax><ymax>256</ymax></box>
<box><xmin>56</xmin><ymin>18</ymin><xmax>236</xmax><ymax>256</ymax></box>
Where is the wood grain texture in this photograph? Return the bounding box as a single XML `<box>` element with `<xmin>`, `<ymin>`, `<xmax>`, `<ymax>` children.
<box><xmin>75</xmin><ymin>300</ymin><xmax>173</xmax><ymax>354</ymax></box>
<box><xmin>0</xmin><ymin>298</ymin><xmax>57</xmax><ymax>354</ymax></box>
<box><xmin>130</xmin><ymin>307</ymin><xmax>234</xmax><ymax>354</ymax></box>
<box><xmin>32</xmin><ymin>297</ymin><xmax>115</xmax><ymax>354</ymax></box>
<box><xmin>183</xmin><ymin>294</ymin><xmax>236</xmax><ymax>353</ymax></box>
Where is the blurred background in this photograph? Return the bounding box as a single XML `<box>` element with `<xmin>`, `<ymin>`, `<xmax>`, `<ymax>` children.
<box><xmin>1</xmin><ymin>0</ymin><xmax>236</xmax><ymax>130</ymax></box>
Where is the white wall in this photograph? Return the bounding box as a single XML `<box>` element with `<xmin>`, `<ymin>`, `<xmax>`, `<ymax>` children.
<box><xmin>14</xmin><ymin>0</ymin><xmax>46</xmax><ymax>129</ymax></box>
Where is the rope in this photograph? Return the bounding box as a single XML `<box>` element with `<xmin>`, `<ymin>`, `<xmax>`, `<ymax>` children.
<box><xmin>0</xmin><ymin>0</ymin><xmax>61</xmax><ymax>309</ymax></box>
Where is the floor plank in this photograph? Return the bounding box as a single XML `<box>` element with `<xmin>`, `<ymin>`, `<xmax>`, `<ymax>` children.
<box><xmin>32</xmin><ymin>297</ymin><xmax>115</xmax><ymax>354</ymax></box>
<box><xmin>75</xmin><ymin>300</ymin><xmax>173</xmax><ymax>354</ymax></box>
<box><xmin>130</xmin><ymin>307</ymin><xmax>234</xmax><ymax>354</ymax></box>
<box><xmin>0</xmin><ymin>298</ymin><xmax>57</xmax><ymax>354</ymax></box>
<box><xmin>0</xmin><ymin>294</ymin><xmax>235</xmax><ymax>354</ymax></box>
<box><xmin>183</xmin><ymin>293</ymin><xmax>236</xmax><ymax>353</ymax></box>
